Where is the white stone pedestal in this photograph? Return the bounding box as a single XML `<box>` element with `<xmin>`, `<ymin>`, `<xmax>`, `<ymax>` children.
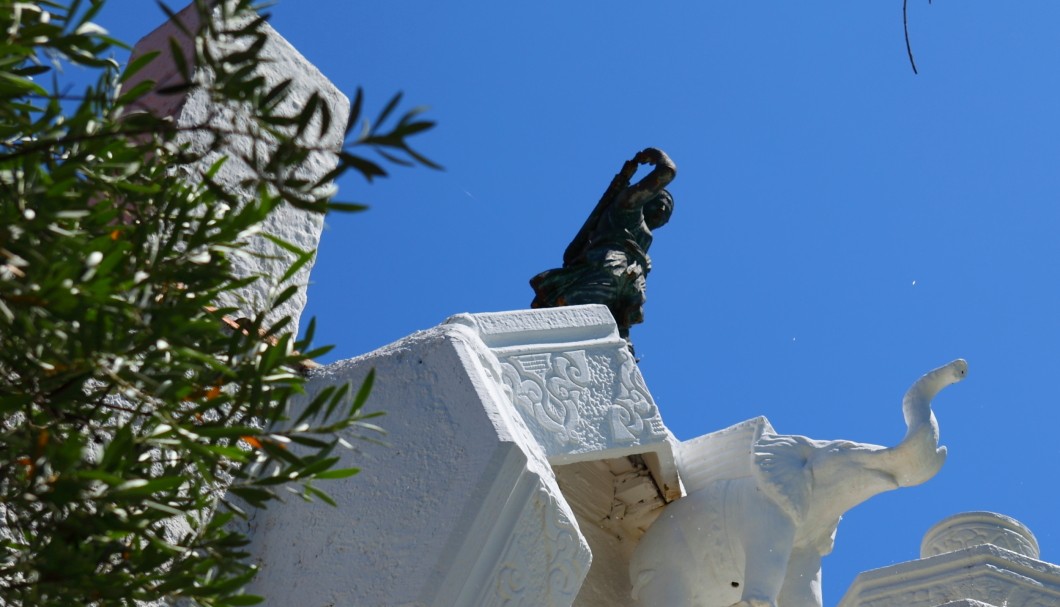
<box><xmin>839</xmin><ymin>512</ymin><xmax>1060</xmax><ymax>607</ymax></box>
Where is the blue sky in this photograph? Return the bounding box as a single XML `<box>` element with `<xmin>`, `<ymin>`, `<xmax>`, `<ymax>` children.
<box><xmin>99</xmin><ymin>1</ymin><xmax>1060</xmax><ymax>603</ymax></box>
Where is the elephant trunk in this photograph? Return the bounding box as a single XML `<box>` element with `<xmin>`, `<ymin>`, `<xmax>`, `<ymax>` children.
<box><xmin>880</xmin><ymin>359</ymin><xmax>967</xmax><ymax>487</ymax></box>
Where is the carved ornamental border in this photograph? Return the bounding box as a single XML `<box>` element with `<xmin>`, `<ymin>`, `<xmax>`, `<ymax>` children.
<box><xmin>446</xmin><ymin>306</ymin><xmax>680</xmax><ymax>498</ymax></box>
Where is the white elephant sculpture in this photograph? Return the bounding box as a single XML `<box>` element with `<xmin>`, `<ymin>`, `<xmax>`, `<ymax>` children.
<box><xmin>629</xmin><ymin>359</ymin><xmax>968</xmax><ymax>607</ymax></box>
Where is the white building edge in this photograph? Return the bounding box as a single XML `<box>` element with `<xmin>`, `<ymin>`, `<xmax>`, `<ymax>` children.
<box><xmin>240</xmin><ymin>304</ymin><xmax>1059</xmax><ymax>607</ymax></box>
<box><xmin>132</xmin><ymin>6</ymin><xmax>1059</xmax><ymax>607</ymax></box>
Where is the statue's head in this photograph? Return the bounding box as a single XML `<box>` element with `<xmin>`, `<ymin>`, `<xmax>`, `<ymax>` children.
<box><xmin>644</xmin><ymin>190</ymin><xmax>674</xmax><ymax>230</ymax></box>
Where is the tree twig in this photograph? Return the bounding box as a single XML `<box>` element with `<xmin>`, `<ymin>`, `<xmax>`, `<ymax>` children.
<box><xmin>904</xmin><ymin>0</ymin><xmax>919</xmax><ymax>75</ymax></box>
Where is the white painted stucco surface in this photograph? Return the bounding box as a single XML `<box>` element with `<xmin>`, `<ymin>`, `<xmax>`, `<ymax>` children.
<box><xmin>127</xmin><ymin>3</ymin><xmax>346</xmax><ymax>336</ymax></box>
<box><xmin>244</xmin><ymin>321</ymin><xmax>592</xmax><ymax>606</ymax></box>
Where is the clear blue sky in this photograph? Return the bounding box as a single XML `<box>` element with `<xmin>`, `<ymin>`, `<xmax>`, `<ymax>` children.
<box><xmin>99</xmin><ymin>1</ymin><xmax>1060</xmax><ymax>603</ymax></box>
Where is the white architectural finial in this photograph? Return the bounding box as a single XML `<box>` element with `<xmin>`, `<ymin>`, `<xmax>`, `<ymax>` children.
<box><xmin>839</xmin><ymin>512</ymin><xmax>1059</xmax><ymax>607</ymax></box>
<box><xmin>921</xmin><ymin>511</ymin><xmax>1040</xmax><ymax>559</ymax></box>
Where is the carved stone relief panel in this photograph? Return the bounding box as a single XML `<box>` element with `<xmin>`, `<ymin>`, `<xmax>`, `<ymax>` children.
<box><xmin>446</xmin><ymin>306</ymin><xmax>681</xmax><ymax>501</ymax></box>
<box><xmin>921</xmin><ymin>512</ymin><xmax>1040</xmax><ymax>559</ymax></box>
<box><xmin>487</xmin><ymin>483</ymin><xmax>593</xmax><ymax>607</ymax></box>
<box><xmin>496</xmin><ymin>346</ymin><xmax>667</xmax><ymax>458</ymax></box>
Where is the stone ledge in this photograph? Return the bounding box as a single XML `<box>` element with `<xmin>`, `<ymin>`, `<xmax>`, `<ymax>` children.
<box><xmin>839</xmin><ymin>542</ymin><xmax>1060</xmax><ymax>607</ymax></box>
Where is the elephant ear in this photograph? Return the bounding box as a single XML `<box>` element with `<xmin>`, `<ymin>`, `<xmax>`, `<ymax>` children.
<box><xmin>752</xmin><ymin>434</ymin><xmax>816</xmax><ymax>523</ymax></box>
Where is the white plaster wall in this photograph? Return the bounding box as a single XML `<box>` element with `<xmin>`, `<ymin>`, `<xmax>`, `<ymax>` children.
<box><xmin>127</xmin><ymin>3</ymin><xmax>347</xmax><ymax>336</ymax></box>
<box><xmin>244</xmin><ymin>323</ymin><xmax>591</xmax><ymax>606</ymax></box>
<box><xmin>114</xmin><ymin>8</ymin><xmax>349</xmax><ymax>606</ymax></box>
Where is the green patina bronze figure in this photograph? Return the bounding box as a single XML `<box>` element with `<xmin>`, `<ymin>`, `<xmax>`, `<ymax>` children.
<box><xmin>531</xmin><ymin>147</ymin><xmax>676</xmax><ymax>350</ymax></box>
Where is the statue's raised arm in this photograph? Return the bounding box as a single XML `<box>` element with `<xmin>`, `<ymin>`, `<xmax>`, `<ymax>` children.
<box><xmin>562</xmin><ymin>148</ymin><xmax>677</xmax><ymax>266</ymax></box>
<box><xmin>531</xmin><ymin>148</ymin><xmax>677</xmax><ymax>352</ymax></box>
<box><xmin>618</xmin><ymin>147</ymin><xmax>678</xmax><ymax>207</ymax></box>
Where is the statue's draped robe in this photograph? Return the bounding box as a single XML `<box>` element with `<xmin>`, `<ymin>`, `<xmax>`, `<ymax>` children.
<box><xmin>530</xmin><ymin>200</ymin><xmax>655</xmax><ymax>333</ymax></box>
<box><xmin>530</xmin><ymin>147</ymin><xmax>676</xmax><ymax>343</ymax></box>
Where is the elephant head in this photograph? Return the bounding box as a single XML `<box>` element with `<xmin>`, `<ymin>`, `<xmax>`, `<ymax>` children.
<box><xmin>629</xmin><ymin>359</ymin><xmax>967</xmax><ymax>607</ymax></box>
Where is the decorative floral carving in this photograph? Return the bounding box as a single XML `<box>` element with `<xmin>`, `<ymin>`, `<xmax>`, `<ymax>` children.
<box><xmin>496</xmin><ymin>564</ymin><xmax>527</xmax><ymax>605</ymax></box>
<box><xmin>609</xmin><ymin>347</ymin><xmax>664</xmax><ymax>443</ymax></box>
<box><xmin>925</xmin><ymin>527</ymin><xmax>1037</xmax><ymax>558</ymax></box>
<box><xmin>489</xmin><ymin>485</ymin><xmax>590</xmax><ymax>607</ymax></box>
<box><xmin>541</xmin><ymin>487</ymin><xmax>592</xmax><ymax>600</ymax></box>
<box><xmin>499</xmin><ymin>352</ymin><xmax>587</xmax><ymax>445</ymax></box>
<box><xmin>497</xmin><ymin>346</ymin><xmax>666</xmax><ymax>454</ymax></box>
<box><xmin>921</xmin><ymin>512</ymin><xmax>1040</xmax><ymax>559</ymax></box>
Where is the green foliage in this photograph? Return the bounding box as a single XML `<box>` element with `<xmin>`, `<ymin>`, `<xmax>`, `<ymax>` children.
<box><xmin>0</xmin><ymin>1</ymin><xmax>435</xmax><ymax>604</ymax></box>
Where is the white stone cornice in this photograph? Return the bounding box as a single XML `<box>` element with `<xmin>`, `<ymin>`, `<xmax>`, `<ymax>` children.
<box><xmin>839</xmin><ymin>514</ymin><xmax>1060</xmax><ymax>607</ymax></box>
<box><xmin>447</xmin><ymin>306</ymin><xmax>681</xmax><ymax>501</ymax></box>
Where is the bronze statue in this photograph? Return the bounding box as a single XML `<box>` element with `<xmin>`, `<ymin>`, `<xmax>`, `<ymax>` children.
<box><xmin>530</xmin><ymin>148</ymin><xmax>676</xmax><ymax>350</ymax></box>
